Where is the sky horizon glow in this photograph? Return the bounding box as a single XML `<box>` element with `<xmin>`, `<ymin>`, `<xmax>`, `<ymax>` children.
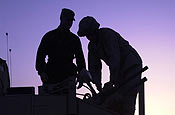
<box><xmin>0</xmin><ymin>0</ymin><xmax>175</xmax><ymax>115</ymax></box>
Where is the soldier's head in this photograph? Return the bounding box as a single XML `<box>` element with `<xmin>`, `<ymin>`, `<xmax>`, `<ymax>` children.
<box><xmin>60</xmin><ymin>8</ymin><xmax>75</xmax><ymax>30</ymax></box>
<box><xmin>77</xmin><ymin>16</ymin><xmax>100</xmax><ymax>41</ymax></box>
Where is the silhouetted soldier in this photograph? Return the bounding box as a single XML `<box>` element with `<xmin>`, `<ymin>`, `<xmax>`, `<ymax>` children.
<box><xmin>36</xmin><ymin>8</ymin><xmax>86</xmax><ymax>86</ymax></box>
<box><xmin>0</xmin><ymin>58</ymin><xmax>10</xmax><ymax>95</ymax></box>
<box><xmin>77</xmin><ymin>16</ymin><xmax>142</xmax><ymax>115</ymax></box>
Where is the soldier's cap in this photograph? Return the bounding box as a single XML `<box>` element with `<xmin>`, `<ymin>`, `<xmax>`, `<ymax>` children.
<box><xmin>60</xmin><ymin>8</ymin><xmax>75</xmax><ymax>21</ymax></box>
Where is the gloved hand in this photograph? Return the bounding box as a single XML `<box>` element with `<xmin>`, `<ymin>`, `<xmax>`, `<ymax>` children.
<box><xmin>40</xmin><ymin>72</ymin><xmax>48</xmax><ymax>83</ymax></box>
<box><xmin>77</xmin><ymin>68</ymin><xmax>92</xmax><ymax>89</ymax></box>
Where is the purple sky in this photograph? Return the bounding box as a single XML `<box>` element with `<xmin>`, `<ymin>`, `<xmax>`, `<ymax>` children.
<box><xmin>0</xmin><ymin>0</ymin><xmax>175</xmax><ymax>115</ymax></box>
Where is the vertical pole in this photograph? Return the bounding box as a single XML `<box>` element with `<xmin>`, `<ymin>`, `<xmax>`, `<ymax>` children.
<box><xmin>139</xmin><ymin>83</ymin><xmax>145</xmax><ymax>115</ymax></box>
<box><xmin>6</xmin><ymin>32</ymin><xmax>12</xmax><ymax>86</ymax></box>
<box><xmin>5</xmin><ymin>33</ymin><xmax>9</xmax><ymax>67</ymax></box>
<box><xmin>9</xmin><ymin>49</ymin><xmax>12</xmax><ymax>85</ymax></box>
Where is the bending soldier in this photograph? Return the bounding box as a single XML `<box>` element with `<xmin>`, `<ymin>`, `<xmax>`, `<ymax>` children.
<box><xmin>77</xmin><ymin>16</ymin><xmax>142</xmax><ymax>115</ymax></box>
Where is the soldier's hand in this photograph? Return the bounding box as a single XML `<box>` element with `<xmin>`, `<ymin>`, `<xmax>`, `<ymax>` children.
<box><xmin>103</xmin><ymin>81</ymin><xmax>114</xmax><ymax>91</ymax></box>
<box><xmin>40</xmin><ymin>72</ymin><xmax>48</xmax><ymax>83</ymax></box>
<box><xmin>77</xmin><ymin>68</ymin><xmax>92</xmax><ymax>89</ymax></box>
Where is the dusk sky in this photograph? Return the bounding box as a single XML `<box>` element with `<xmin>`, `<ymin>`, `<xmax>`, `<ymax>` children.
<box><xmin>0</xmin><ymin>0</ymin><xmax>175</xmax><ymax>115</ymax></box>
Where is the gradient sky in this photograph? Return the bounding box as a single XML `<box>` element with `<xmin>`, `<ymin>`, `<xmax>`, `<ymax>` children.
<box><xmin>0</xmin><ymin>0</ymin><xmax>175</xmax><ymax>115</ymax></box>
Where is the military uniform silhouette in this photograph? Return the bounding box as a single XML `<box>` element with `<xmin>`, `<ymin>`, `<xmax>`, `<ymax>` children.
<box><xmin>77</xmin><ymin>16</ymin><xmax>142</xmax><ymax>115</ymax></box>
<box><xmin>36</xmin><ymin>8</ymin><xmax>86</xmax><ymax>84</ymax></box>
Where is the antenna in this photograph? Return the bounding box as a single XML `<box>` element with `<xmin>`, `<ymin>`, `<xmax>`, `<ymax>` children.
<box><xmin>5</xmin><ymin>32</ymin><xmax>12</xmax><ymax>86</ymax></box>
<box><xmin>5</xmin><ymin>33</ymin><xmax>9</xmax><ymax>66</ymax></box>
<box><xmin>9</xmin><ymin>49</ymin><xmax>12</xmax><ymax>86</ymax></box>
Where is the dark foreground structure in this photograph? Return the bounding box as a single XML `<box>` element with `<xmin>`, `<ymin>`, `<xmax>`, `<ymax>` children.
<box><xmin>0</xmin><ymin>95</ymin><xmax>118</xmax><ymax>115</ymax></box>
<box><xmin>0</xmin><ymin>65</ymin><xmax>148</xmax><ymax>115</ymax></box>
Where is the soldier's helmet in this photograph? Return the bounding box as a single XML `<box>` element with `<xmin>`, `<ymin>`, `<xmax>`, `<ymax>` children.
<box><xmin>77</xmin><ymin>16</ymin><xmax>100</xmax><ymax>37</ymax></box>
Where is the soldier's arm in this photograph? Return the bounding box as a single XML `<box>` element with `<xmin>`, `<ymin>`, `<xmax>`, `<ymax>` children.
<box><xmin>35</xmin><ymin>34</ymin><xmax>48</xmax><ymax>75</ymax></box>
<box><xmin>88</xmin><ymin>43</ymin><xmax>102</xmax><ymax>91</ymax></box>
<box><xmin>75</xmin><ymin>38</ymin><xmax>86</xmax><ymax>73</ymax></box>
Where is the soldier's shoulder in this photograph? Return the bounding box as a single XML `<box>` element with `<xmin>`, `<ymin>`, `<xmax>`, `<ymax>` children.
<box><xmin>99</xmin><ymin>28</ymin><xmax>121</xmax><ymax>38</ymax></box>
<box><xmin>70</xmin><ymin>32</ymin><xmax>80</xmax><ymax>41</ymax></box>
<box><xmin>99</xmin><ymin>28</ymin><xmax>116</xmax><ymax>33</ymax></box>
<box><xmin>45</xmin><ymin>29</ymin><xmax>58</xmax><ymax>37</ymax></box>
<box><xmin>42</xmin><ymin>29</ymin><xmax>58</xmax><ymax>41</ymax></box>
<box><xmin>0</xmin><ymin>58</ymin><xmax>6</xmax><ymax>63</ymax></box>
<box><xmin>99</xmin><ymin>27</ymin><xmax>110</xmax><ymax>31</ymax></box>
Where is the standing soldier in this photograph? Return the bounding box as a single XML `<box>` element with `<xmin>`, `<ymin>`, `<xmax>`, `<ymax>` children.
<box><xmin>36</xmin><ymin>8</ymin><xmax>86</xmax><ymax>86</ymax></box>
